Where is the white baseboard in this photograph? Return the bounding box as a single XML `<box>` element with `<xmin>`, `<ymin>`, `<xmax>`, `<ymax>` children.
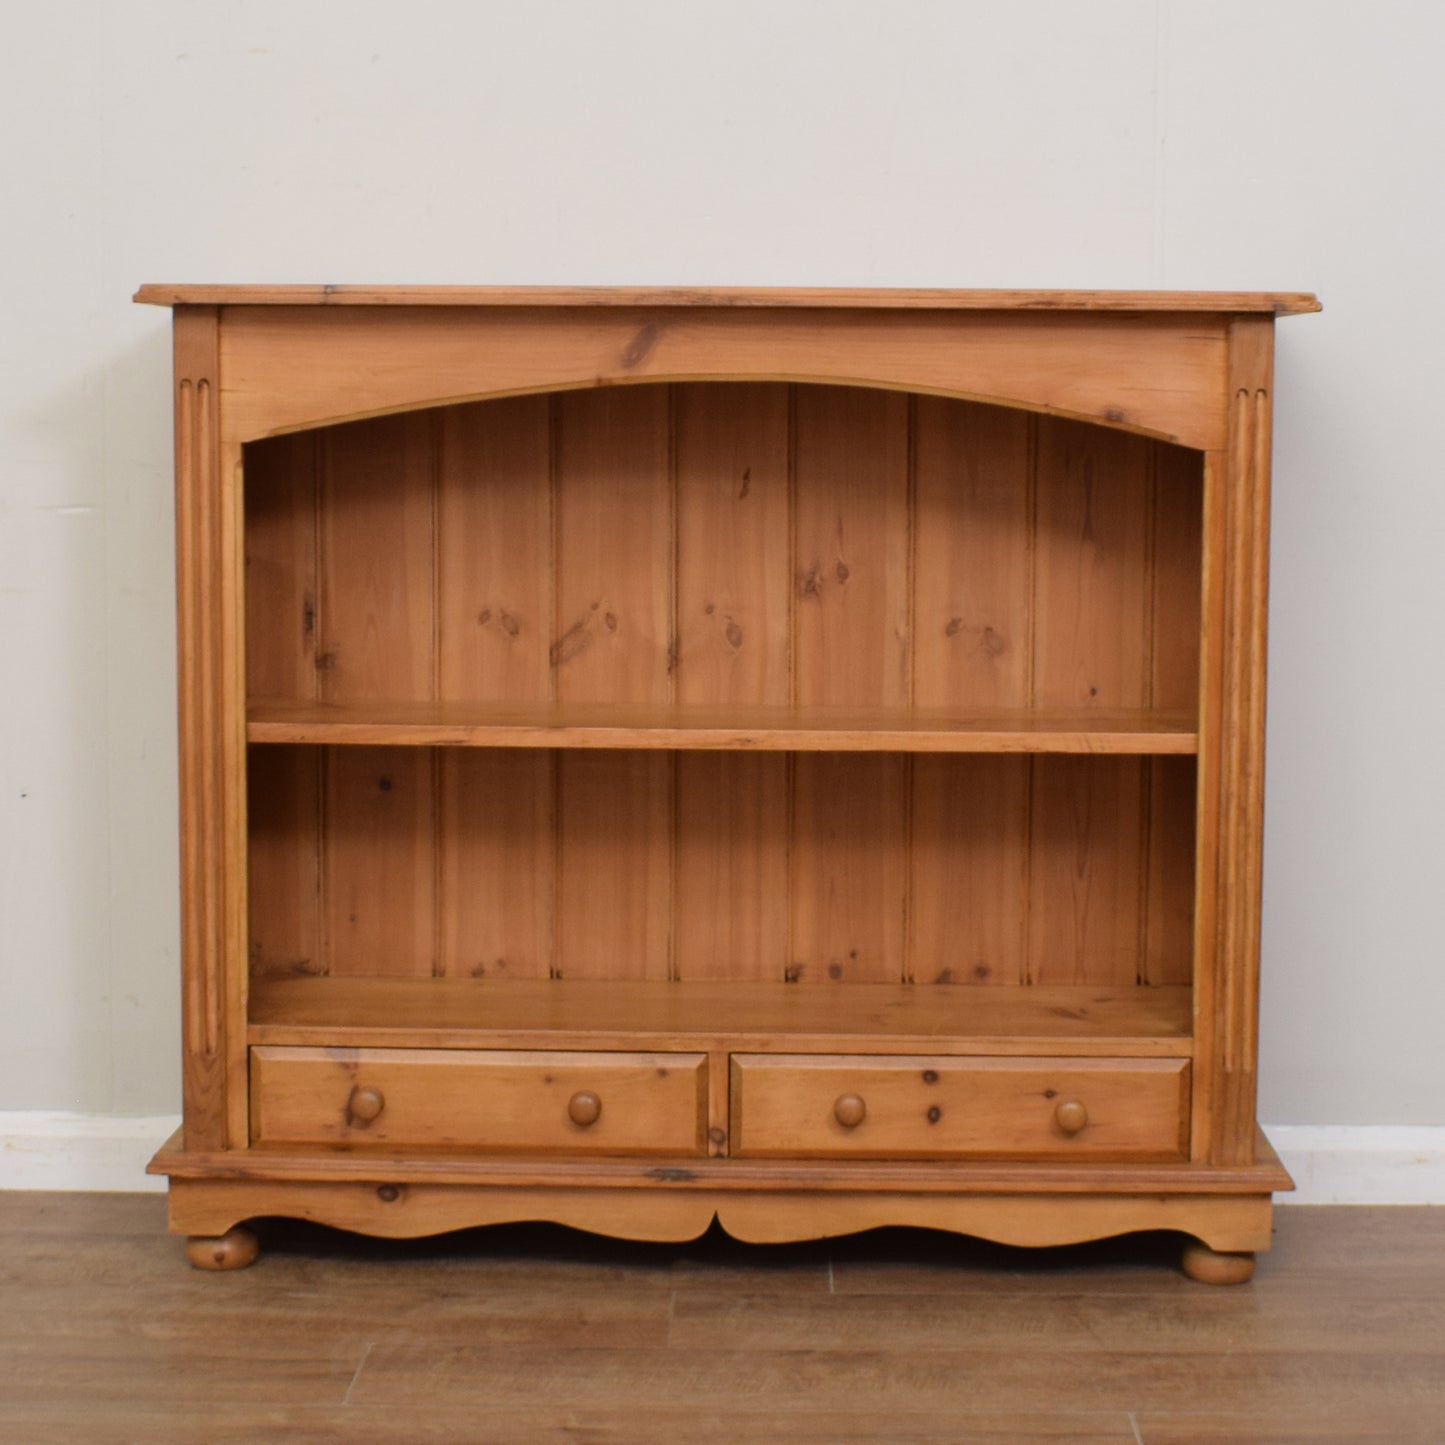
<box><xmin>1266</xmin><ymin>1124</ymin><xmax>1445</xmax><ymax>1205</ymax></box>
<box><xmin>0</xmin><ymin>1112</ymin><xmax>178</xmax><ymax>1192</ymax></box>
<box><xmin>1</xmin><ymin>1114</ymin><xmax>1442</xmax><ymax>1203</ymax></box>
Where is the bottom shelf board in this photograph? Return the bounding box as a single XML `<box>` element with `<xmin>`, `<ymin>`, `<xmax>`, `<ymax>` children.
<box><xmin>247</xmin><ymin>977</ymin><xmax>1192</xmax><ymax>1057</ymax></box>
<box><xmin>151</xmin><ymin>1128</ymin><xmax>1292</xmax><ymax>1200</ymax></box>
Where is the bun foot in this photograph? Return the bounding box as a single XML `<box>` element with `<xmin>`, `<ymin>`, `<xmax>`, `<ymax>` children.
<box><xmin>186</xmin><ymin>1226</ymin><xmax>259</xmax><ymax>1271</ymax></box>
<box><xmin>1181</xmin><ymin>1239</ymin><xmax>1255</xmax><ymax>1284</ymax></box>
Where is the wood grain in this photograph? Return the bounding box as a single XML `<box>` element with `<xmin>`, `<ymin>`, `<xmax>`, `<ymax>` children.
<box><xmin>1207</xmin><ymin>317</ymin><xmax>1276</xmax><ymax>1166</ymax></box>
<box><xmin>246</xmin><ymin>976</ymin><xmax>1193</xmax><ymax>1055</ymax></box>
<box><xmin>213</xmin><ymin>307</ymin><xmax>1237</xmax><ymax>454</ymax></box>
<box><xmin>162</xmin><ymin>1176</ymin><xmax>1276</xmax><ymax>1253</ymax></box>
<box><xmin>730</xmin><ymin>1055</ymin><xmax>1189</xmax><ymax>1161</ymax></box>
<box><xmin>242</xmin><ymin>431</ymin><xmax>321</xmax><ymax>980</ymax></box>
<box><xmin>152</xmin><ymin>1126</ymin><xmax>1289</xmax><ymax>1197</ymax></box>
<box><xmin>553</xmin><ymin>388</ymin><xmax>673</xmax><ymax>980</ymax></box>
<box><xmin>322</xmin><ymin>748</ymin><xmax>435</xmax><ymax>977</ymax></box>
<box><xmin>162</xmin><ymin>291</ymin><xmax>1306</xmax><ymax>1273</ymax></box>
<box><xmin>250</xmin><ymin>1047</ymin><xmax>708</xmax><ymax>1155</ymax></box>
<box><xmin>435</xmin><ymin>396</ymin><xmax>555</xmax><ymax>978</ymax></box>
<box><xmin>792</xmin><ymin>386</ymin><xmax>910</xmax><ymax>984</ymax></box>
<box><xmin>20</xmin><ymin>1196</ymin><xmax>1445</xmax><ymax>1445</ymax></box>
<box><xmin>1028</xmin><ymin>757</ymin><xmax>1146</xmax><ymax>986</ymax></box>
<box><xmin>1029</xmin><ymin>419</ymin><xmax>1153</xmax><ymax>988</ymax></box>
<box><xmin>245</xmin><ymin>747</ymin><xmax>321</xmax><ymax>978</ymax></box>
<box><xmin>248</xmin><ymin>698</ymin><xmax>1199</xmax><ymax>752</ymax></box>
<box><xmin>136</xmin><ymin>283</ymin><xmax>1323</xmax><ymax>313</ymax></box>
<box><xmin>172</xmin><ymin>305</ymin><xmax>232</xmax><ymax>1151</ymax></box>
<box><xmin>318</xmin><ymin>414</ymin><xmax>436</xmax><ymax>978</ymax></box>
<box><xmin>673</xmin><ymin>383</ymin><xmax>790</xmax><ymax>981</ymax></box>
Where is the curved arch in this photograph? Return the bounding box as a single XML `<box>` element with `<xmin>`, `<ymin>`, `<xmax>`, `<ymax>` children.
<box><xmin>219</xmin><ymin>306</ymin><xmax>1229</xmax><ymax>453</ymax></box>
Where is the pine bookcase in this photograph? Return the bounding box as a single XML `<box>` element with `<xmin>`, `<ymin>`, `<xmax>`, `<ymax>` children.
<box><xmin>137</xmin><ymin>285</ymin><xmax>1319</xmax><ymax>1280</ymax></box>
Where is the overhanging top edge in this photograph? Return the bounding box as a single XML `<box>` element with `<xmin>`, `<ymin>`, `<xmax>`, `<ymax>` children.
<box><xmin>133</xmin><ymin>284</ymin><xmax>1322</xmax><ymax>315</ymax></box>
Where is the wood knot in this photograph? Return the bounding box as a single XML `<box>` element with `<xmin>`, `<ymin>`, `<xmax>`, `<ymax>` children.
<box><xmin>622</xmin><ymin>320</ymin><xmax>662</xmax><ymax>368</ymax></box>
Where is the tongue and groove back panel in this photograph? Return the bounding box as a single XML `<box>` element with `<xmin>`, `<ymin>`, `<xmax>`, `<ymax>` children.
<box><xmin>243</xmin><ymin>382</ymin><xmax>1200</xmax><ymax>990</ymax></box>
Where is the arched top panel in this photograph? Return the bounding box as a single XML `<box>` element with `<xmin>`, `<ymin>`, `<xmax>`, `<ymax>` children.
<box><xmin>216</xmin><ymin>305</ymin><xmax>1230</xmax><ymax>453</ymax></box>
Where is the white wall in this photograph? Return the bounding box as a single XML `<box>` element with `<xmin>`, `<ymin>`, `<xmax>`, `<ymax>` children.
<box><xmin>1</xmin><ymin>0</ymin><xmax>1439</xmax><ymax>1125</ymax></box>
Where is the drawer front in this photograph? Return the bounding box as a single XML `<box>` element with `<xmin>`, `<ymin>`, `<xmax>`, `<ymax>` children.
<box><xmin>251</xmin><ymin>1047</ymin><xmax>708</xmax><ymax>1155</ymax></box>
<box><xmin>731</xmin><ymin>1055</ymin><xmax>1189</xmax><ymax>1161</ymax></box>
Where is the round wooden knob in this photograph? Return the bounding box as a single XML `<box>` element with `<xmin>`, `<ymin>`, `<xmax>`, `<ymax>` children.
<box><xmin>1054</xmin><ymin>1098</ymin><xmax>1088</xmax><ymax>1135</ymax></box>
<box><xmin>833</xmin><ymin>1093</ymin><xmax>867</xmax><ymax>1128</ymax></box>
<box><xmin>568</xmin><ymin>1090</ymin><xmax>602</xmax><ymax>1127</ymax></box>
<box><xmin>348</xmin><ymin>1086</ymin><xmax>385</xmax><ymax>1124</ymax></box>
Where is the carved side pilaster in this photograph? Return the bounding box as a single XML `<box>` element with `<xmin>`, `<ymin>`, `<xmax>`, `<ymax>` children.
<box><xmin>1200</xmin><ymin>317</ymin><xmax>1275</xmax><ymax>1167</ymax></box>
<box><xmin>173</xmin><ymin>307</ymin><xmax>231</xmax><ymax>1151</ymax></box>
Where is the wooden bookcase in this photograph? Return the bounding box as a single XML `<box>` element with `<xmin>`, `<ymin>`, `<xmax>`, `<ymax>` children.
<box><xmin>139</xmin><ymin>285</ymin><xmax>1318</xmax><ymax>1280</ymax></box>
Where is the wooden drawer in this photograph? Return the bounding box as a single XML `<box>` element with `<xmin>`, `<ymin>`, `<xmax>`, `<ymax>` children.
<box><xmin>730</xmin><ymin>1055</ymin><xmax>1189</xmax><ymax>1161</ymax></box>
<box><xmin>251</xmin><ymin>1047</ymin><xmax>708</xmax><ymax>1155</ymax></box>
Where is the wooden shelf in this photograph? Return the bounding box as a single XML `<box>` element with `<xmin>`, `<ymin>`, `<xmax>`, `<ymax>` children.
<box><xmin>247</xmin><ymin>700</ymin><xmax>1198</xmax><ymax>755</ymax></box>
<box><xmin>248</xmin><ymin>978</ymin><xmax>1193</xmax><ymax>1058</ymax></box>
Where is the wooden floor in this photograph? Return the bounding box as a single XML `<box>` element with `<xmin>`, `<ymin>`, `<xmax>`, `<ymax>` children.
<box><xmin>2</xmin><ymin>1194</ymin><xmax>1442</xmax><ymax>1443</ymax></box>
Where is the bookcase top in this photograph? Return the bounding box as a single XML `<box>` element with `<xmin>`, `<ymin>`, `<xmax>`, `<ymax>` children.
<box><xmin>134</xmin><ymin>284</ymin><xmax>1321</xmax><ymax>315</ymax></box>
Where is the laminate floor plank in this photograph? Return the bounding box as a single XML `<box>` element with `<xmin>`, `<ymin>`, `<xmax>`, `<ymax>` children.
<box><xmin>2</xmin><ymin>1195</ymin><xmax>1443</xmax><ymax>1442</ymax></box>
<box><xmin>0</xmin><ymin>1405</ymin><xmax>1138</xmax><ymax>1445</ymax></box>
<box><xmin>346</xmin><ymin>1340</ymin><xmax>1445</xmax><ymax>1416</ymax></box>
<box><xmin>1136</xmin><ymin>1416</ymin><xmax>1445</xmax><ymax>1445</ymax></box>
<box><xmin>669</xmin><ymin>1287</ymin><xmax>1445</xmax><ymax>1354</ymax></box>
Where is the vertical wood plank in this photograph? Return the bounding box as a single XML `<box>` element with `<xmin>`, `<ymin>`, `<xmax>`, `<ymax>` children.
<box><xmin>1029</xmin><ymin>418</ymin><xmax>1152</xmax><ymax>988</ymax></box>
<box><xmin>317</xmin><ymin>413</ymin><xmax>436</xmax><ymax>704</ymax></box>
<box><xmin>912</xmin><ymin>398</ymin><xmax>1033</xmax><ymax>708</ymax></box>
<box><xmin>790</xmin><ymin>753</ymin><xmax>909</xmax><ymax>984</ymax></box>
<box><xmin>322</xmin><ymin>746</ymin><xmax>436</xmax><ymax>977</ymax></box>
<box><xmin>911</xmin><ymin>397</ymin><xmax>1032</xmax><ymax>985</ymax></box>
<box><xmin>793</xmin><ymin>386</ymin><xmax>911</xmax><ymax>708</ymax></box>
<box><xmin>436</xmin><ymin>397</ymin><xmax>554</xmax><ymax>705</ymax></box>
<box><xmin>673</xmin><ymin>383</ymin><xmax>790</xmax><ymax>981</ymax></box>
<box><xmin>1150</xmin><ymin>441</ymin><xmax>1204</xmax><ymax>713</ymax></box>
<box><xmin>1144</xmin><ymin>754</ymin><xmax>1196</xmax><ymax>987</ymax></box>
<box><xmin>910</xmin><ymin>755</ymin><xmax>1029</xmax><ymax>985</ymax></box>
<box><xmin>1033</xmin><ymin>416</ymin><xmax>1151</xmax><ymax>709</ymax></box>
<box><xmin>791</xmin><ymin>386</ymin><xmax>910</xmax><ymax>983</ymax></box>
<box><xmin>318</xmin><ymin>413</ymin><xmax>437</xmax><ymax>977</ymax></box>
<box><xmin>243</xmin><ymin>433</ymin><xmax>320</xmax><ymax>982</ymax></box>
<box><xmin>1028</xmin><ymin>756</ymin><xmax>1145</xmax><ymax>987</ymax></box>
<box><xmin>436</xmin><ymin>398</ymin><xmax>554</xmax><ymax>979</ymax></box>
<box><xmin>1146</xmin><ymin>441</ymin><xmax>1204</xmax><ymax>988</ymax></box>
<box><xmin>244</xmin><ymin>433</ymin><xmax>319</xmax><ymax>701</ymax></box>
<box><xmin>553</xmin><ymin>388</ymin><xmax>672</xmax><ymax>980</ymax></box>
<box><xmin>245</xmin><ymin>748</ymin><xmax>321</xmax><ymax>979</ymax></box>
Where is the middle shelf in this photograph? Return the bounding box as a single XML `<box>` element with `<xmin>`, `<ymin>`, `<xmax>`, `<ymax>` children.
<box><xmin>247</xmin><ymin>699</ymin><xmax>1199</xmax><ymax>754</ymax></box>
